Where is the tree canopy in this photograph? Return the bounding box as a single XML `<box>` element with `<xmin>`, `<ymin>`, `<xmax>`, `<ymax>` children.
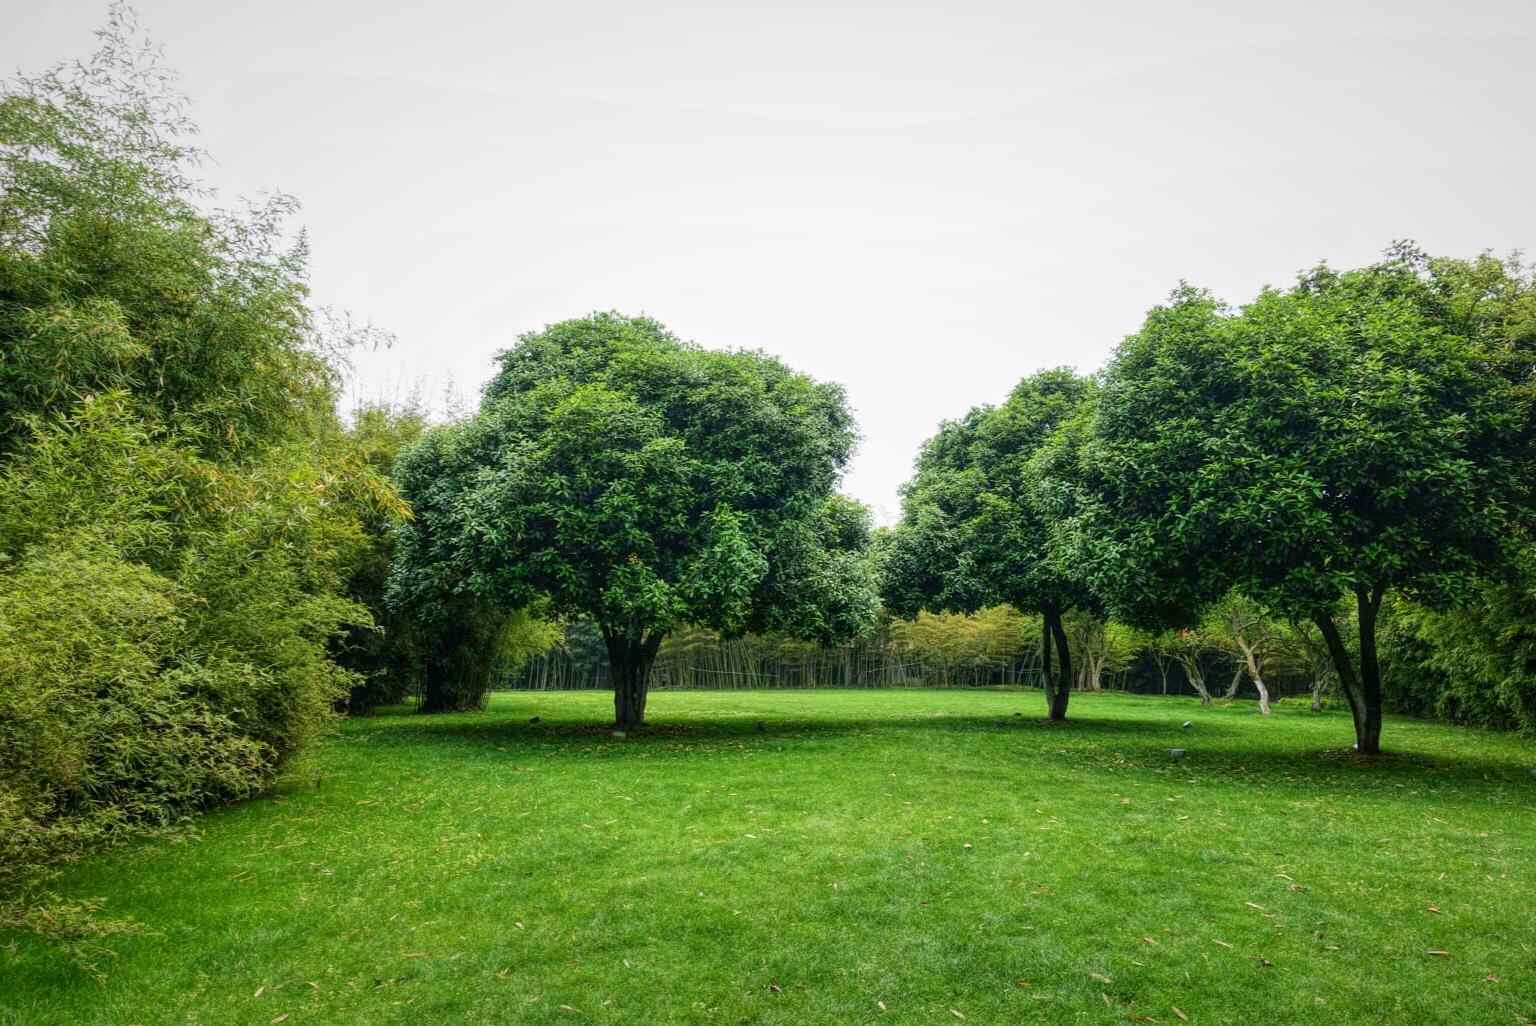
<box><xmin>388</xmin><ymin>312</ymin><xmax>878</xmax><ymax>728</ymax></box>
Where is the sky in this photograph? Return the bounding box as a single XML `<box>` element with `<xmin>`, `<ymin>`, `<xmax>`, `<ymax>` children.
<box><xmin>8</xmin><ymin>1</ymin><xmax>1535</xmax><ymax>522</ymax></box>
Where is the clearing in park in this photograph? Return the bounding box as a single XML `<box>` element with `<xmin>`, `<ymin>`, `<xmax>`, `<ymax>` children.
<box><xmin>4</xmin><ymin>689</ymin><xmax>1533</xmax><ymax>1026</ymax></box>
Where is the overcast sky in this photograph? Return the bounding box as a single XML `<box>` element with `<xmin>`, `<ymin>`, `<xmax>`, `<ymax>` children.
<box><xmin>9</xmin><ymin>2</ymin><xmax>1535</xmax><ymax>521</ymax></box>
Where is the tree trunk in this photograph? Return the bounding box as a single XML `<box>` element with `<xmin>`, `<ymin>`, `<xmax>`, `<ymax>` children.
<box><xmin>1224</xmin><ymin>664</ymin><xmax>1243</xmax><ymax>699</ymax></box>
<box><xmin>1040</xmin><ymin>613</ymin><xmax>1053</xmax><ymax>702</ymax></box>
<box><xmin>1044</xmin><ymin>604</ymin><xmax>1071</xmax><ymax>721</ymax></box>
<box><xmin>605</xmin><ymin>628</ymin><xmax>662</xmax><ymax>730</ymax></box>
<box><xmin>1355</xmin><ymin>585</ymin><xmax>1384</xmax><ymax>753</ymax></box>
<box><xmin>1240</xmin><ymin>646</ymin><xmax>1271</xmax><ymax>716</ymax></box>
<box><xmin>1310</xmin><ymin>679</ymin><xmax>1325</xmax><ymax>713</ymax></box>
<box><xmin>1178</xmin><ymin>655</ymin><xmax>1212</xmax><ymax>704</ymax></box>
<box><xmin>1313</xmin><ymin>585</ymin><xmax>1385</xmax><ymax>754</ymax></box>
<box><xmin>1250</xmin><ymin>672</ymin><xmax>1271</xmax><ymax>715</ymax></box>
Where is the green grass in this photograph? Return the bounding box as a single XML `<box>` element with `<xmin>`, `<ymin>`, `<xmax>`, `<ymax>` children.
<box><xmin>4</xmin><ymin>690</ymin><xmax>1535</xmax><ymax>1026</ymax></box>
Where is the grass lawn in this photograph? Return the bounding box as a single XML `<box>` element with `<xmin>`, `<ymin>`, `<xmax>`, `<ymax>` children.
<box><xmin>4</xmin><ymin>690</ymin><xmax>1534</xmax><ymax>1026</ymax></box>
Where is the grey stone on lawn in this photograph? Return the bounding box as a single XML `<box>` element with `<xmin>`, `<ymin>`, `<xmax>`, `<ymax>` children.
<box><xmin>1182</xmin><ymin>721</ymin><xmax>1193</xmax><ymax>729</ymax></box>
<box><xmin>611</xmin><ymin>730</ymin><xmax>627</xmax><ymax>739</ymax></box>
<box><xmin>1168</xmin><ymin>748</ymin><xmax>1186</xmax><ymax>759</ymax></box>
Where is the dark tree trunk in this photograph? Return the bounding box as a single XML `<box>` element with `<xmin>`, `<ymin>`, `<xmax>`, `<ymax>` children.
<box><xmin>1040</xmin><ymin>613</ymin><xmax>1052</xmax><ymax>699</ymax></box>
<box><xmin>605</xmin><ymin>628</ymin><xmax>662</xmax><ymax>730</ymax></box>
<box><xmin>1354</xmin><ymin>584</ymin><xmax>1384</xmax><ymax>754</ymax></box>
<box><xmin>420</xmin><ymin>622</ymin><xmax>494</xmax><ymax>713</ymax></box>
<box><xmin>1043</xmin><ymin>604</ymin><xmax>1072</xmax><ymax>721</ymax></box>
<box><xmin>1313</xmin><ymin>584</ymin><xmax>1385</xmax><ymax>755</ymax></box>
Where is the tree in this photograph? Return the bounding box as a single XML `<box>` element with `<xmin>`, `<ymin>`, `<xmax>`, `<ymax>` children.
<box><xmin>1062</xmin><ymin>613</ymin><xmax>1141</xmax><ymax>691</ymax></box>
<box><xmin>385</xmin><ymin>420</ymin><xmax>523</xmax><ymax>713</ymax></box>
<box><xmin>1077</xmin><ymin>246</ymin><xmax>1535</xmax><ymax>752</ymax></box>
<box><xmin>1284</xmin><ymin>615</ymin><xmax>1341</xmax><ymax>713</ymax></box>
<box><xmin>882</xmin><ymin>369</ymin><xmax>1096</xmax><ymax>720</ymax></box>
<box><xmin>1145</xmin><ymin>631</ymin><xmax>1182</xmax><ymax>696</ymax></box>
<box><xmin>330</xmin><ymin>402</ymin><xmax>430</xmax><ymax>713</ymax></box>
<box><xmin>387</xmin><ymin>313</ymin><xmax>877</xmax><ymax>729</ymax></box>
<box><xmin>0</xmin><ymin>4</ymin><xmax>351</xmax><ymax>459</ymax></box>
<box><xmin>1203</xmin><ymin>592</ymin><xmax>1284</xmax><ymax>715</ymax></box>
<box><xmin>1163</xmin><ymin>628</ymin><xmax>1215</xmax><ymax>704</ymax></box>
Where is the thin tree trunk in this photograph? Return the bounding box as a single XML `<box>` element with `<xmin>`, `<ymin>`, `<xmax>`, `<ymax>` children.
<box><xmin>1178</xmin><ymin>655</ymin><xmax>1212</xmax><ymax>704</ymax></box>
<box><xmin>1239</xmin><ymin>645</ymin><xmax>1271</xmax><ymax>716</ymax></box>
<box><xmin>1224</xmin><ymin>664</ymin><xmax>1243</xmax><ymax>699</ymax></box>
<box><xmin>1250</xmin><ymin>671</ymin><xmax>1271</xmax><ymax>715</ymax></box>
<box><xmin>1044</xmin><ymin>604</ymin><xmax>1071</xmax><ymax>721</ymax></box>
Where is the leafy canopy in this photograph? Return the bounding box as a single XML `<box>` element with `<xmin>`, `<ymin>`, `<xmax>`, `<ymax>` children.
<box><xmin>388</xmin><ymin>313</ymin><xmax>877</xmax><ymax>646</ymax></box>
<box><xmin>882</xmin><ymin>368</ymin><xmax>1096</xmax><ymax>618</ymax></box>
<box><xmin>1077</xmin><ymin>247</ymin><xmax>1534</xmax><ymax>626</ymax></box>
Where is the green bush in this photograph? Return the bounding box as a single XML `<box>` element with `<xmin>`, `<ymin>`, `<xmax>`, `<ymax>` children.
<box><xmin>0</xmin><ymin>538</ymin><xmax>267</xmax><ymax>897</ymax></box>
<box><xmin>0</xmin><ymin>396</ymin><xmax>397</xmax><ymax>969</ymax></box>
<box><xmin>1380</xmin><ymin>548</ymin><xmax>1536</xmax><ymax>734</ymax></box>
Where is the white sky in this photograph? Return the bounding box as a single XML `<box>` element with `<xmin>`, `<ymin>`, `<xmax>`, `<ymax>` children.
<box><xmin>9</xmin><ymin>1</ymin><xmax>1535</xmax><ymax>522</ymax></box>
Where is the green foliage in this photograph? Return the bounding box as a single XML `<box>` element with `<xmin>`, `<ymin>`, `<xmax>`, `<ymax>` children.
<box><xmin>0</xmin><ymin>12</ymin><xmax>404</xmax><ymax>972</ymax></box>
<box><xmin>389</xmin><ymin>312</ymin><xmax>876</xmax><ymax>726</ymax></box>
<box><xmin>0</xmin><ymin>398</ymin><xmax>395</xmax><ymax>910</ymax></box>
<box><xmin>1078</xmin><ymin>246</ymin><xmax>1536</xmax><ymax>750</ymax></box>
<box><xmin>328</xmin><ymin>402</ymin><xmax>431</xmax><ymax>713</ymax></box>
<box><xmin>0</xmin><ymin>5</ymin><xmax>348</xmax><ymax>460</ymax></box>
<box><xmin>887</xmin><ymin>605</ymin><xmax>1036</xmax><ymax>683</ymax></box>
<box><xmin>1380</xmin><ymin>540</ymin><xmax>1536</xmax><ymax>732</ymax></box>
<box><xmin>0</xmin><ymin>538</ymin><xmax>266</xmax><ymax>898</ymax></box>
<box><xmin>882</xmin><ymin>368</ymin><xmax>1097</xmax><ymax>717</ymax></box>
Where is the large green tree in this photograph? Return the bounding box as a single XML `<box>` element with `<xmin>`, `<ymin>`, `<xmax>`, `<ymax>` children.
<box><xmin>881</xmin><ymin>369</ymin><xmax>1096</xmax><ymax>719</ymax></box>
<box><xmin>1076</xmin><ymin>246</ymin><xmax>1535</xmax><ymax>753</ymax></box>
<box><xmin>387</xmin><ymin>313</ymin><xmax>877</xmax><ymax>728</ymax></box>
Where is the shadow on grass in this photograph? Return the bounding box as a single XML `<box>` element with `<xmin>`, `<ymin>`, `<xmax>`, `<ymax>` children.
<box><xmin>341</xmin><ymin>702</ymin><xmax>1534</xmax><ymax>792</ymax></box>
